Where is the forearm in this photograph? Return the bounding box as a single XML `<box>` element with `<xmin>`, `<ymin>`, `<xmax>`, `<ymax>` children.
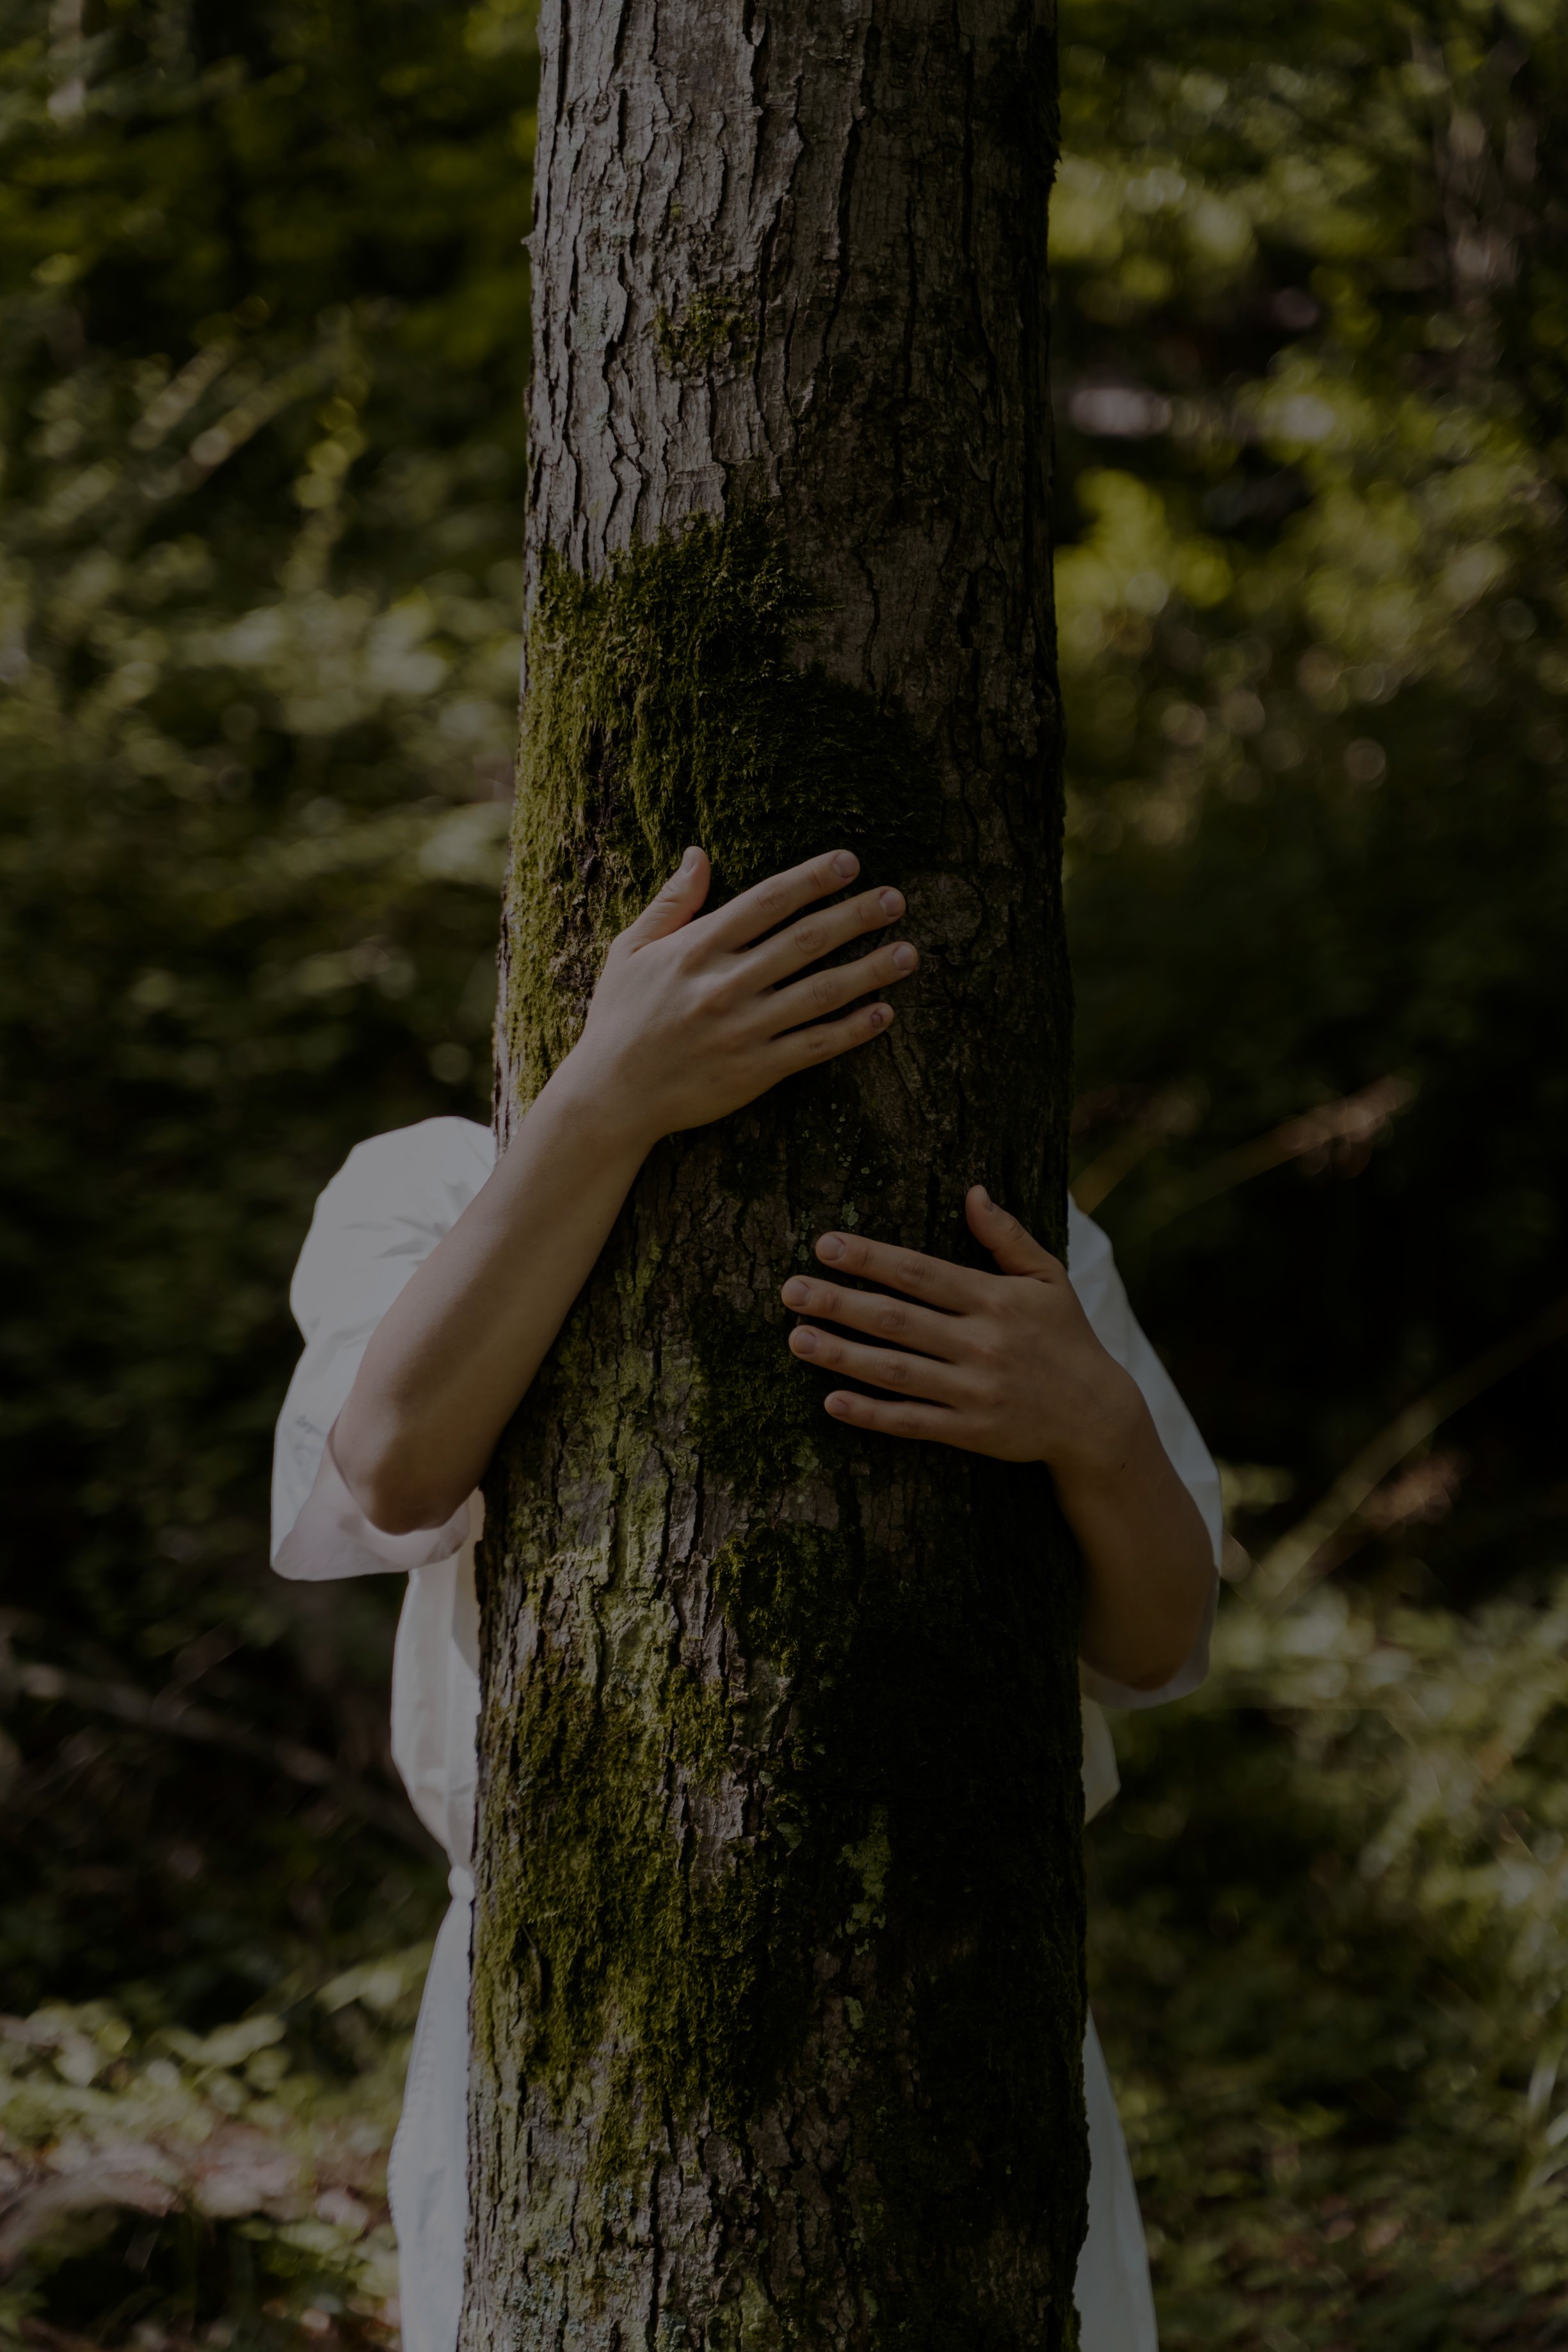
<box><xmin>332</xmin><ymin>1058</ymin><xmax>650</xmax><ymax>1533</ymax></box>
<box><xmin>1056</xmin><ymin>1393</ymin><xmax>1215</xmax><ymax>1693</ymax></box>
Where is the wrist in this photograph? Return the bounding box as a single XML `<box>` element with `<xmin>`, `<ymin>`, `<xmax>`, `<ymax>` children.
<box><xmin>540</xmin><ymin>1044</ymin><xmax>664</xmax><ymax>1164</ymax></box>
<box><xmin>1041</xmin><ymin>1363</ymin><xmax>1151</xmax><ymax>1491</ymax></box>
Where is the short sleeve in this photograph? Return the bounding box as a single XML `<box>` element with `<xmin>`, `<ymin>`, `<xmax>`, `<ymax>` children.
<box><xmin>271</xmin><ymin>1117</ymin><xmax>497</xmax><ymax>1581</ymax></box>
<box><xmin>1068</xmin><ymin>1197</ymin><xmax>1222</xmax><ymax>1711</ymax></box>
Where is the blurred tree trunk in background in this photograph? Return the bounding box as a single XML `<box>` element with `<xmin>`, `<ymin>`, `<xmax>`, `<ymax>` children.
<box><xmin>466</xmin><ymin>0</ymin><xmax>1081</xmax><ymax>2342</ymax></box>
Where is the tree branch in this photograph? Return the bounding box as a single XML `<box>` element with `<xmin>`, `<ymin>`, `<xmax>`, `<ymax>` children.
<box><xmin>0</xmin><ymin>1658</ymin><xmax>441</xmax><ymax>1861</ymax></box>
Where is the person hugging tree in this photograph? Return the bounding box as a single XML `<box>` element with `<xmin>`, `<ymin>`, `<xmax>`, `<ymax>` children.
<box><xmin>271</xmin><ymin>845</ymin><xmax>1220</xmax><ymax>2352</ymax></box>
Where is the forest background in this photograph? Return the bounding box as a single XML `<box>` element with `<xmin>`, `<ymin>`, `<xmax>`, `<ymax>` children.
<box><xmin>2</xmin><ymin>0</ymin><xmax>1567</xmax><ymax>2343</ymax></box>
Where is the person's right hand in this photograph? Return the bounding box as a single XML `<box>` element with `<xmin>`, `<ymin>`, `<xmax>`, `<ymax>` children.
<box><xmin>333</xmin><ymin>847</ymin><xmax>913</xmax><ymax>1534</ymax></box>
<box><xmin>564</xmin><ymin>845</ymin><xmax>917</xmax><ymax>1145</ymax></box>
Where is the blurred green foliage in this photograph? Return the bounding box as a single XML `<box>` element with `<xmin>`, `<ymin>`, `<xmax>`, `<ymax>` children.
<box><xmin>1</xmin><ymin>0</ymin><xmax>1567</xmax><ymax>2340</ymax></box>
<box><xmin>0</xmin><ymin>1945</ymin><xmax>429</xmax><ymax>2343</ymax></box>
<box><xmin>1054</xmin><ymin>0</ymin><xmax>1568</xmax><ymax>1568</ymax></box>
<box><xmin>1052</xmin><ymin>2</ymin><xmax>1568</xmax><ymax>2340</ymax></box>
<box><xmin>0</xmin><ymin>0</ymin><xmax>533</xmax><ymax>2330</ymax></box>
<box><xmin>1099</xmin><ymin>1570</ymin><xmax>1568</xmax><ymax>2348</ymax></box>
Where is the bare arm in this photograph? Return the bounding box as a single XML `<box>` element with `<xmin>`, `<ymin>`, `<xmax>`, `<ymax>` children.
<box><xmin>331</xmin><ymin>845</ymin><xmax>920</xmax><ymax>1533</ymax></box>
<box><xmin>328</xmin><ymin>1071</ymin><xmax>648</xmax><ymax>1532</ymax></box>
<box><xmin>778</xmin><ymin>1192</ymin><xmax>1215</xmax><ymax>1691</ymax></box>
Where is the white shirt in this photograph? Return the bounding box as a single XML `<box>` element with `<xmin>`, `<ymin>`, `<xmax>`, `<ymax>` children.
<box><xmin>271</xmin><ymin>1116</ymin><xmax>1223</xmax><ymax>2350</ymax></box>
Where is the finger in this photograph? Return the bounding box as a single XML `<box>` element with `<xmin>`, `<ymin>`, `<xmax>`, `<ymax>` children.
<box><xmin>964</xmin><ymin>1186</ymin><xmax>1066</xmax><ymax>1281</ymax></box>
<box><xmin>779</xmin><ymin>1272</ymin><xmax>960</xmax><ymax>1359</ymax></box>
<box><xmin>766</xmin><ymin>938</ymin><xmax>918</xmax><ymax>1034</ymax></box>
<box><xmin>742</xmin><ymin>884</ymin><xmax>907</xmax><ymax>990</ymax></box>
<box><xmin>821</xmin><ymin>1389</ymin><xmax>969</xmax><ymax>1446</ymax></box>
<box><xmin>810</xmin><ymin>1228</ymin><xmax>989</xmax><ymax>1314</ymax></box>
<box><xmin>618</xmin><ymin>847</ymin><xmax>712</xmax><ymax>947</ymax></box>
<box><xmin>770</xmin><ymin>997</ymin><xmax>895</xmax><ymax>1076</ymax></box>
<box><xmin>706</xmin><ymin>849</ymin><xmax>861</xmax><ymax>951</ymax></box>
<box><xmin>787</xmin><ymin>1322</ymin><xmax>966</xmax><ymax>1404</ymax></box>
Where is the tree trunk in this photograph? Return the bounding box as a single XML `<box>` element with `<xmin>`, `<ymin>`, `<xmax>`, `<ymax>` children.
<box><xmin>466</xmin><ymin>0</ymin><xmax>1080</xmax><ymax>2341</ymax></box>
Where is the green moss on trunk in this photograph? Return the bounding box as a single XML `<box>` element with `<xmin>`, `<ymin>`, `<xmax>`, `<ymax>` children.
<box><xmin>502</xmin><ymin>509</ymin><xmax>941</xmax><ymax>1100</ymax></box>
<box><xmin>477</xmin><ymin>487</ymin><xmax>1079</xmax><ymax>2352</ymax></box>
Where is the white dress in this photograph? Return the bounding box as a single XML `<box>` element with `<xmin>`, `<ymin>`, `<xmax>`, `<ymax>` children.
<box><xmin>271</xmin><ymin>1117</ymin><xmax>1223</xmax><ymax>2351</ymax></box>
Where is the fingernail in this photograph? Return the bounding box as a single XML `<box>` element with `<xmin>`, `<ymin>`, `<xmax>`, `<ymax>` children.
<box><xmin>870</xmin><ymin>1005</ymin><xmax>890</xmax><ymax>1027</ymax></box>
<box><xmin>832</xmin><ymin>851</ymin><xmax>858</xmax><ymax>879</ymax></box>
<box><xmin>793</xmin><ymin>1327</ymin><xmax>819</xmax><ymax>1355</ymax></box>
<box><xmin>879</xmin><ymin>888</ymin><xmax>903</xmax><ymax>916</ymax></box>
<box><xmin>782</xmin><ymin>1278</ymin><xmax>810</xmax><ymax>1307</ymax></box>
<box><xmin>892</xmin><ymin>943</ymin><xmax>916</xmax><ymax>973</ymax></box>
<box><xmin>680</xmin><ymin>845</ymin><xmax>702</xmax><ymax>874</ymax></box>
<box><xmin>819</xmin><ymin>1233</ymin><xmax>846</xmax><ymax>1261</ymax></box>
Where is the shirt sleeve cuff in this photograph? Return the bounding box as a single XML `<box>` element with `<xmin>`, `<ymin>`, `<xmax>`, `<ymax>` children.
<box><xmin>272</xmin><ymin>1429</ymin><xmax>473</xmax><ymax>1581</ymax></box>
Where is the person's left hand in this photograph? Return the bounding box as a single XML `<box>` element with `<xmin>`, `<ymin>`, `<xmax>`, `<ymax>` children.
<box><xmin>779</xmin><ymin>1187</ymin><xmax>1145</xmax><ymax>1474</ymax></box>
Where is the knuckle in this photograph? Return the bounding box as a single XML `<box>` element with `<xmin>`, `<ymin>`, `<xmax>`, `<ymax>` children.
<box><xmin>809</xmin><ymin>971</ymin><xmax>838</xmax><ymax>1011</ymax></box>
<box><xmin>805</xmin><ymin>1027</ymin><xmax>834</xmax><ymax>1060</ymax></box>
<box><xmin>895</xmin><ymin>1254</ymin><xmax>930</xmax><ymax>1288</ymax></box>
<box><xmin>794</xmin><ymin>918</ymin><xmax>826</xmax><ymax>957</ymax></box>
<box><xmin>874</xmin><ymin>1301</ymin><xmax>906</xmax><ymax>1336</ymax></box>
<box><xmin>883</xmin><ymin>1356</ymin><xmax>911</xmax><ymax>1388</ymax></box>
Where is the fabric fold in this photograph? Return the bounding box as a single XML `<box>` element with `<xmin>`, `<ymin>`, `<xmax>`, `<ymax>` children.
<box><xmin>273</xmin><ymin>1430</ymin><xmax>471</xmax><ymax>1584</ymax></box>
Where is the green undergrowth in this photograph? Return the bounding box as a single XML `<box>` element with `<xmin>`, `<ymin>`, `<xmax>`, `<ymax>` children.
<box><xmin>503</xmin><ymin>507</ymin><xmax>943</xmax><ymax>1089</ymax></box>
<box><xmin>0</xmin><ymin>1945</ymin><xmax>431</xmax><ymax>2343</ymax></box>
<box><xmin>1094</xmin><ymin>1568</ymin><xmax>1568</xmax><ymax>2346</ymax></box>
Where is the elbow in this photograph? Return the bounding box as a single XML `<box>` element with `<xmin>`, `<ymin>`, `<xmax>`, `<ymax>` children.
<box><xmin>1081</xmin><ymin>1636</ymin><xmax>1188</xmax><ymax>1695</ymax></box>
<box><xmin>332</xmin><ymin>1425</ymin><xmax>464</xmax><ymax>1539</ymax></box>
<box><xmin>1081</xmin><ymin>1596</ymin><xmax>1208</xmax><ymax>1695</ymax></box>
<box><xmin>354</xmin><ymin>1470</ymin><xmax>464</xmax><ymax>1539</ymax></box>
<box><xmin>358</xmin><ymin>1486</ymin><xmax>452</xmax><ymax>1539</ymax></box>
<box><xmin>1119</xmin><ymin>1649</ymin><xmax>1188</xmax><ymax>1695</ymax></box>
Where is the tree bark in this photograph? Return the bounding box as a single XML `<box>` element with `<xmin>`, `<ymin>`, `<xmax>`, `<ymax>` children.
<box><xmin>467</xmin><ymin>0</ymin><xmax>1081</xmax><ymax>2342</ymax></box>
